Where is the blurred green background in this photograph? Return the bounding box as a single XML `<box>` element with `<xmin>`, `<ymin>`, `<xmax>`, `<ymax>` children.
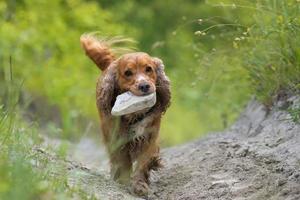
<box><xmin>1</xmin><ymin>0</ymin><xmax>244</xmax><ymax>146</ymax></box>
<box><xmin>0</xmin><ymin>0</ymin><xmax>299</xmax><ymax>146</ymax></box>
<box><xmin>1</xmin><ymin>0</ymin><xmax>300</xmax><ymax>199</ymax></box>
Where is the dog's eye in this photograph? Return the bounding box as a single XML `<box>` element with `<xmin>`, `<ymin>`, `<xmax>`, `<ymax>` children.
<box><xmin>124</xmin><ymin>70</ymin><xmax>133</xmax><ymax>77</ymax></box>
<box><xmin>145</xmin><ymin>66</ymin><xmax>152</xmax><ymax>73</ymax></box>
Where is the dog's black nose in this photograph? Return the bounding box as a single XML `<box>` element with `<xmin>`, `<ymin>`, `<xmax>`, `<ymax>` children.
<box><xmin>138</xmin><ymin>83</ymin><xmax>150</xmax><ymax>93</ymax></box>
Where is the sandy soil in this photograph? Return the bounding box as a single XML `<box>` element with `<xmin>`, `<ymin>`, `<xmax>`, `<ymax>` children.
<box><xmin>47</xmin><ymin>96</ymin><xmax>300</xmax><ymax>200</ymax></box>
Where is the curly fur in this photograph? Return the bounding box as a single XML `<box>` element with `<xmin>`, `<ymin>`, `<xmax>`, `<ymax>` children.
<box><xmin>153</xmin><ymin>58</ymin><xmax>171</xmax><ymax>114</ymax></box>
<box><xmin>81</xmin><ymin>34</ymin><xmax>171</xmax><ymax>197</ymax></box>
<box><xmin>96</xmin><ymin>61</ymin><xmax>118</xmax><ymax>116</ymax></box>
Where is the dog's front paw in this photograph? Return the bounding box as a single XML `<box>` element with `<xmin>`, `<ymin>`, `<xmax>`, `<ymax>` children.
<box><xmin>132</xmin><ymin>178</ymin><xmax>149</xmax><ymax>197</ymax></box>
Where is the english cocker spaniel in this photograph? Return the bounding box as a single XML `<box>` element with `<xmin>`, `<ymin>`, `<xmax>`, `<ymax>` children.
<box><xmin>80</xmin><ymin>34</ymin><xmax>171</xmax><ymax>196</ymax></box>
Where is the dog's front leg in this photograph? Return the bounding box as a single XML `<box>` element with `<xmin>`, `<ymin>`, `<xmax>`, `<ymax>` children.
<box><xmin>109</xmin><ymin>144</ymin><xmax>132</xmax><ymax>184</ymax></box>
<box><xmin>103</xmin><ymin>117</ymin><xmax>133</xmax><ymax>184</ymax></box>
<box><xmin>131</xmin><ymin>136</ymin><xmax>162</xmax><ymax>196</ymax></box>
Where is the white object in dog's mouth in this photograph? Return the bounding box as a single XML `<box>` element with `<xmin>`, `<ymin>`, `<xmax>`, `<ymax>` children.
<box><xmin>111</xmin><ymin>92</ymin><xmax>156</xmax><ymax>116</ymax></box>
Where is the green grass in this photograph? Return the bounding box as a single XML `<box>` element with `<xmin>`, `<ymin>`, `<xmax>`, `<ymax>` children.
<box><xmin>0</xmin><ymin>76</ymin><xmax>91</xmax><ymax>199</ymax></box>
<box><xmin>162</xmin><ymin>0</ymin><xmax>300</xmax><ymax>144</ymax></box>
<box><xmin>0</xmin><ymin>0</ymin><xmax>134</xmax><ymax>139</ymax></box>
<box><xmin>187</xmin><ymin>0</ymin><xmax>300</xmax><ymax>116</ymax></box>
<box><xmin>239</xmin><ymin>0</ymin><xmax>300</xmax><ymax>104</ymax></box>
<box><xmin>287</xmin><ymin>106</ymin><xmax>300</xmax><ymax>123</ymax></box>
<box><xmin>1</xmin><ymin>0</ymin><xmax>300</xmax><ymax>198</ymax></box>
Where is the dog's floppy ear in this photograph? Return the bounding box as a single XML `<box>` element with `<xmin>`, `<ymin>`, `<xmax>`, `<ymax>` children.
<box><xmin>96</xmin><ymin>61</ymin><xmax>119</xmax><ymax>115</ymax></box>
<box><xmin>153</xmin><ymin>57</ymin><xmax>171</xmax><ymax>114</ymax></box>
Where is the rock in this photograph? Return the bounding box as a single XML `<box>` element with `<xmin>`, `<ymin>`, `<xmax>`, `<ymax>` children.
<box><xmin>111</xmin><ymin>92</ymin><xmax>156</xmax><ymax>116</ymax></box>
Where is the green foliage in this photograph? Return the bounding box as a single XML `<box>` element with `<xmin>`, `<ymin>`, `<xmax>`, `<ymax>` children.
<box><xmin>240</xmin><ymin>0</ymin><xmax>300</xmax><ymax>103</ymax></box>
<box><xmin>0</xmin><ymin>110</ymin><xmax>93</xmax><ymax>200</ymax></box>
<box><xmin>98</xmin><ymin>0</ymin><xmax>253</xmax><ymax>144</ymax></box>
<box><xmin>1</xmin><ymin>0</ymin><xmax>300</xmax><ymax>197</ymax></box>
<box><xmin>0</xmin><ymin>77</ymin><xmax>93</xmax><ymax>199</ymax></box>
<box><xmin>1</xmin><ymin>0</ymin><xmax>300</xmax><ymax>146</ymax></box>
<box><xmin>0</xmin><ymin>0</ymin><xmax>134</xmax><ymax>139</ymax></box>
<box><xmin>161</xmin><ymin>0</ymin><xmax>300</xmax><ymax>144</ymax></box>
<box><xmin>287</xmin><ymin>106</ymin><xmax>300</xmax><ymax>123</ymax></box>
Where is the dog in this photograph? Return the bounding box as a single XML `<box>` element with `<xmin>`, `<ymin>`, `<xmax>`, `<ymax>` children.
<box><xmin>80</xmin><ymin>34</ymin><xmax>171</xmax><ymax>196</ymax></box>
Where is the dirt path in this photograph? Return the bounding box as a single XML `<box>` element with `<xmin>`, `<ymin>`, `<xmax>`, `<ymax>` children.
<box><xmin>48</xmin><ymin>96</ymin><xmax>300</xmax><ymax>200</ymax></box>
<box><xmin>148</xmin><ymin>97</ymin><xmax>300</xmax><ymax>200</ymax></box>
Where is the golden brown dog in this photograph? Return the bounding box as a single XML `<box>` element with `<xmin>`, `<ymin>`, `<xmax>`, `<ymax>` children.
<box><xmin>80</xmin><ymin>34</ymin><xmax>171</xmax><ymax>196</ymax></box>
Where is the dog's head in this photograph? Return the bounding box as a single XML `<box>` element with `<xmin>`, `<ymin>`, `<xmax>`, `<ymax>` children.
<box><xmin>98</xmin><ymin>53</ymin><xmax>170</xmax><ymax>115</ymax></box>
<box><xmin>117</xmin><ymin>52</ymin><xmax>159</xmax><ymax>96</ymax></box>
<box><xmin>81</xmin><ymin>35</ymin><xmax>171</xmax><ymax>116</ymax></box>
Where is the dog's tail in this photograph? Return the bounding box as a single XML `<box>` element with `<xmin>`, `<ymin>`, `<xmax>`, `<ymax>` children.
<box><xmin>80</xmin><ymin>33</ymin><xmax>136</xmax><ymax>71</ymax></box>
<box><xmin>80</xmin><ymin>33</ymin><xmax>115</xmax><ymax>71</ymax></box>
